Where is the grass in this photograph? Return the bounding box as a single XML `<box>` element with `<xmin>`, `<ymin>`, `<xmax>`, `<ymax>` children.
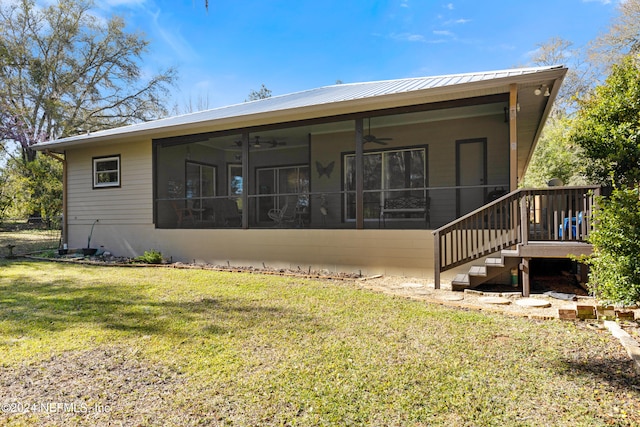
<box><xmin>0</xmin><ymin>228</ymin><xmax>60</xmax><ymax>256</ymax></box>
<box><xmin>0</xmin><ymin>259</ymin><xmax>639</xmax><ymax>426</ymax></box>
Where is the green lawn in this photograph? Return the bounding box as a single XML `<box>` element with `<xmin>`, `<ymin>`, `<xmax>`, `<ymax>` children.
<box><xmin>0</xmin><ymin>228</ymin><xmax>60</xmax><ymax>256</ymax></box>
<box><xmin>0</xmin><ymin>259</ymin><xmax>638</xmax><ymax>426</ymax></box>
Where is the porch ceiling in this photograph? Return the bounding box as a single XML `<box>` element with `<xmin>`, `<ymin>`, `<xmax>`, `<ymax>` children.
<box><xmin>515</xmin><ymin>78</ymin><xmax>561</xmax><ymax>179</ymax></box>
<box><xmin>190</xmin><ymin>101</ymin><xmax>509</xmax><ymax>152</ymax></box>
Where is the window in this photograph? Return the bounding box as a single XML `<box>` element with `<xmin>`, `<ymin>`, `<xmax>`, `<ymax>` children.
<box><xmin>186</xmin><ymin>161</ymin><xmax>216</xmax><ymax>220</ymax></box>
<box><xmin>228</xmin><ymin>164</ymin><xmax>243</xmax><ymax>212</ymax></box>
<box><xmin>256</xmin><ymin>165</ymin><xmax>309</xmax><ymax>223</ymax></box>
<box><xmin>344</xmin><ymin>147</ymin><xmax>427</xmax><ymax>220</ymax></box>
<box><xmin>93</xmin><ymin>155</ymin><xmax>120</xmax><ymax>188</ymax></box>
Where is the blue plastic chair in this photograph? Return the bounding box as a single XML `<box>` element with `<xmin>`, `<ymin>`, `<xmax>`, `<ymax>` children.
<box><xmin>558</xmin><ymin>212</ymin><xmax>582</xmax><ymax>238</ymax></box>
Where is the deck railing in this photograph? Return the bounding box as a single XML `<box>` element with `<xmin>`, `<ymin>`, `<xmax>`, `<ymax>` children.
<box><xmin>433</xmin><ymin>186</ymin><xmax>600</xmax><ymax>288</ymax></box>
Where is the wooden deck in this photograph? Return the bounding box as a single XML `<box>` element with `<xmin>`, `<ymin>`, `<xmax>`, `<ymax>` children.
<box><xmin>434</xmin><ymin>186</ymin><xmax>599</xmax><ymax>294</ymax></box>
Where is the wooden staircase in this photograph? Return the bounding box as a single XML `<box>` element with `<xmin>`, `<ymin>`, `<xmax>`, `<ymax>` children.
<box><xmin>434</xmin><ymin>186</ymin><xmax>600</xmax><ymax>295</ymax></box>
<box><xmin>451</xmin><ymin>249</ymin><xmax>520</xmax><ymax>291</ymax></box>
<box><xmin>449</xmin><ymin>242</ymin><xmax>594</xmax><ymax>291</ymax></box>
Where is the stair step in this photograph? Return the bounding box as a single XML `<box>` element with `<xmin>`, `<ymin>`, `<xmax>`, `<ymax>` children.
<box><xmin>468</xmin><ymin>265</ymin><xmax>487</xmax><ymax>277</ymax></box>
<box><xmin>451</xmin><ymin>273</ymin><xmax>470</xmax><ymax>291</ymax></box>
<box><xmin>452</xmin><ymin>273</ymin><xmax>469</xmax><ymax>285</ymax></box>
<box><xmin>485</xmin><ymin>257</ymin><xmax>504</xmax><ymax>268</ymax></box>
<box><xmin>501</xmin><ymin>249</ymin><xmax>519</xmax><ymax>258</ymax></box>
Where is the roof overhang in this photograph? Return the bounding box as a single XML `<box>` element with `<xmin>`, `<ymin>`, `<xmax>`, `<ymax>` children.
<box><xmin>34</xmin><ymin>65</ymin><xmax>567</xmax><ymax>170</ymax></box>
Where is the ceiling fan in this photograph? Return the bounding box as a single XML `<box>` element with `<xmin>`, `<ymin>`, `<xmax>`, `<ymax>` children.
<box><xmin>363</xmin><ymin>118</ymin><xmax>393</xmax><ymax>145</ymax></box>
<box><xmin>233</xmin><ymin>136</ymin><xmax>287</xmax><ymax>149</ymax></box>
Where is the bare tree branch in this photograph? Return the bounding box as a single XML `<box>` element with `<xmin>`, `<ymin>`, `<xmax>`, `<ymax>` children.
<box><xmin>0</xmin><ymin>0</ymin><xmax>176</xmax><ymax>160</ymax></box>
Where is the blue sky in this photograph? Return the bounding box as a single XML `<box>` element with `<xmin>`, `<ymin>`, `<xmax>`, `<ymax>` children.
<box><xmin>90</xmin><ymin>0</ymin><xmax>621</xmax><ymax>110</ymax></box>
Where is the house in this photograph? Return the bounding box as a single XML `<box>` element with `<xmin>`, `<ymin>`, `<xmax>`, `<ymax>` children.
<box><xmin>35</xmin><ymin>65</ymin><xmax>596</xmax><ymax>290</ymax></box>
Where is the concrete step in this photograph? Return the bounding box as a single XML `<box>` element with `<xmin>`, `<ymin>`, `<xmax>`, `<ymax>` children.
<box><xmin>451</xmin><ymin>273</ymin><xmax>470</xmax><ymax>291</ymax></box>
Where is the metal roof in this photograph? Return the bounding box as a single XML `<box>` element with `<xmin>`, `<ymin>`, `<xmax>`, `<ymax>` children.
<box><xmin>35</xmin><ymin>65</ymin><xmax>566</xmax><ymax>150</ymax></box>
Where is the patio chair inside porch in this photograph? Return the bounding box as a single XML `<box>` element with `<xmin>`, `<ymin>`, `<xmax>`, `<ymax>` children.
<box><xmin>212</xmin><ymin>199</ymin><xmax>242</xmax><ymax>227</ymax></box>
<box><xmin>267</xmin><ymin>203</ymin><xmax>295</xmax><ymax>227</ymax></box>
<box><xmin>171</xmin><ymin>201</ymin><xmax>203</xmax><ymax>227</ymax></box>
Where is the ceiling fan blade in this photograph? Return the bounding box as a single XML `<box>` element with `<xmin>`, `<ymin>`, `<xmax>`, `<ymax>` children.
<box><xmin>364</xmin><ymin>134</ymin><xmax>392</xmax><ymax>145</ymax></box>
<box><xmin>268</xmin><ymin>139</ymin><xmax>286</xmax><ymax>148</ymax></box>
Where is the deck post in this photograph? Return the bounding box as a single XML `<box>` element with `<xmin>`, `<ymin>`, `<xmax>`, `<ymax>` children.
<box><xmin>509</xmin><ymin>84</ymin><xmax>518</xmax><ymax>191</ymax></box>
<box><xmin>519</xmin><ymin>196</ymin><xmax>528</xmax><ymax>245</ymax></box>
<box><xmin>434</xmin><ymin>232</ymin><xmax>441</xmax><ymax>289</ymax></box>
<box><xmin>241</xmin><ymin>132</ymin><xmax>250</xmax><ymax>229</ymax></box>
<box><xmin>355</xmin><ymin>118</ymin><xmax>364</xmax><ymax>229</ymax></box>
<box><xmin>521</xmin><ymin>257</ymin><xmax>531</xmax><ymax>297</ymax></box>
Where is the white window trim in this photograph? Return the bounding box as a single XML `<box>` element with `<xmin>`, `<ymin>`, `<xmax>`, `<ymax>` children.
<box><xmin>93</xmin><ymin>155</ymin><xmax>121</xmax><ymax>188</ymax></box>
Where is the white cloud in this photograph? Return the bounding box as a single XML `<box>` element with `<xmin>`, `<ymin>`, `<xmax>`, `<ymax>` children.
<box><xmin>147</xmin><ymin>9</ymin><xmax>199</xmax><ymax>63</ymax></box>
<box><xmin>389</xmin><ymin>32</ymin><xmax>450</xmax><ymax>44</ymax></box>
<box><xmin>391</xmin><ymin>32</ymin><xmax>427</xmax><ymax>42</ymax></box>
<box><xmin>400</xmin><ymin>0</ymin><xmax>410</xmax><ymax>7</ymax></box>
<box><xmin>444</xmin><ymin>18</ymin><xmax>471</xmax><ymax>25</ymax></box>
<box><xmin>445</xmin><ymin>3</ymin><xmax>454</xmax><ymax>10</ymax></box>
<box><xmin>433</xmin><ymin>30</ymin><xmax>454</xmax><ymax>37</ymax></box>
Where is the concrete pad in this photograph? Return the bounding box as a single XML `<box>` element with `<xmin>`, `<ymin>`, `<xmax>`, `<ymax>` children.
<box><xmin>401</xmin><ymin>282</ymin><xmax>425</xmax><ymax>288</ymax></box>
<box><xmin>515</xmin><ymin>298</ymin><xmax>552</xmax><ymax>308</ymax></box>
<box><xmin>478</xmin><ymin>296</ymin><xmax>511</xmax><ymax>305</ymax></box>
<box><xmin>440</xmin><ymin>294</ymin><xmax>464</xmax><ymax>302</ymax></box>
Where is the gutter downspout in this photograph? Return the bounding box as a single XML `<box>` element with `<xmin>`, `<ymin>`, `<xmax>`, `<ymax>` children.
<box><xmin>43</xmin><ymin>150</ymin><xmax>67</xmax><ymax>246</ymax></box>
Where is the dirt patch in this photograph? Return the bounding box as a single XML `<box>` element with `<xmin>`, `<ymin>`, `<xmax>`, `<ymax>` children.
<box><xmin>27</xmin><ymin>253</ymin><xmax>363</xmax><ymax>280</ymax></box>
<box><xmin>0</xmin><ymin>347</ymin><xmax>195</xmax><ymax>426</ymax></box>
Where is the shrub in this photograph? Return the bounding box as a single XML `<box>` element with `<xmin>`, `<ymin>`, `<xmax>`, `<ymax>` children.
<box><xmin>586</xmin><ymin>188</ymin><xmax>640</xmax><ymax>306</ymax></box>
<box><xmin>135</xmin><ymin>249</ymin><xmax>164</xmax><ymax>264</ymax></box>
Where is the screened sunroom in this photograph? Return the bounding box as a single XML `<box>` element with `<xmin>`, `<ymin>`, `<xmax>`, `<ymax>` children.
<box><xmin>153</xmin><ymin>99</ymin><xmax>510</xmax><ymax>230</ymax></box>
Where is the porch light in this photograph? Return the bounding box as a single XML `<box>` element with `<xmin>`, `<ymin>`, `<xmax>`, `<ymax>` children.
<box><xmin>534</xmin><ymin>85</ymin><xmax>550</xmax><ymax>97</ymax></box>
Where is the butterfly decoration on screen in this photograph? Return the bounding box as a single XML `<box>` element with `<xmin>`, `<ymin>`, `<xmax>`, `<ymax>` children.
<box><xmin>315</xmin><ymin>161</ymin><xmax>335</xmax><ymax>179</ymax></box>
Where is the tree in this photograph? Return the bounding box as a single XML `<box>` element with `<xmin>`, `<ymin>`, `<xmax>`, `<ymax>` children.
<box><xmin>568</xmin><ymin>55</ymin><xmax>640</xmax><ymax>306</ymax></box>
<box><xmin>525</xmin><ymin>0</ymin><xmax>640</xmax><ymax>186</ymax></box>
<box><xmin>245</xmin><ymin>84</ymin><xmax>272</xmax><ymax>101</ymax></box>
<box><xmin>528</xmin><ymin>37</ymin><xmax>597</xmax><ymax>114</ymax></box>
<box><xmin>0</xmin><ymin>0</ymin><xmax>175</xmax><ymax>218</ymax></box>
<box><xmin>1</xmin><ymin>154</ymin><xmax>63</xmax><ymax>221</ymax></box>
<box><xmin>172</xmin><ymin>94</ymin><xmax>211</xmax><ymax>115</ymax></box>
<box><xmin>588</xmin><ymin>0</ymin><xmax>640</xmax><ymax>76</ymax></box>
<box><xmin>521</xmin><ymin>116</ymin><xmax>586</xmax><ymax>188</ymax></box>
<box><xmin>0</xmin><ymin>0</ymin><xmax>176</xmax><ymax>161</ymax></box>
<box><xmin>523</xmin><ymin>38</ymin><xmax>594</xmax><ymax>187</ymax></box>
<box><xmin>569</xmin><ymin>55</ymin><xmax>640</xmax><ymax>188</ymax></box>
<box><xmin>585</xmin><ymin>188</ymin><xmax>640</xmax><ymax>305</ymax></box>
